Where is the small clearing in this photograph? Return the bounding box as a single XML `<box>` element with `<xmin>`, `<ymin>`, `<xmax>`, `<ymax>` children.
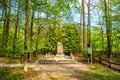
<box><xmin>30</xmin><ymin>59</ymin><xmax>90</xmax><ymax>80</ymax></box>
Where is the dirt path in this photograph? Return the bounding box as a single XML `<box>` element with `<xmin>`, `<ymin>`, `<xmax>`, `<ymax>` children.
<box><xmin>30</xmin><ymin>59</ymin><xmax>90</xmax><ymax>80</ymax></box>
<box><xmin>0</xmin><ymin>59</ymin><xmax>90</xmax><ymax>80</ymax></box>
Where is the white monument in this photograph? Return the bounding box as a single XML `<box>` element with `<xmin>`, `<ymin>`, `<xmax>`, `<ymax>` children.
<box><xmin>56</xmin><ymin>42</ymin><xmax>63</xmax><ymax>55</ymax></box>
<box><xmin>56</xmin><ymin>42</ymin><xmax>64</xmax><ymax>60</ymax></box>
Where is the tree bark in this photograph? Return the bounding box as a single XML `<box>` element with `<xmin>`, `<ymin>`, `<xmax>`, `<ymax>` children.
<box><xmin>30</xmin><ymin>9</ymin><xmax>35</xmax><ymax>61</ymax></box>
<box><xmin>2</xmin><ymin>0</ymin><xmax>11</xmax><ymax>49</ymax></box>
<box><xmin>24</xmin><ymin>0</ymin><xmax>29</xmax><ymax>72</ymax></box>
<box><xmin>2</xmin><ymin>0</ymin><xmax>7</xmax><ymax>48</ymax></box>
<box><xmin>80</xmin><ymin>8</ymin><xmax>83</xmax><ymax>50</ymax></box>
<box><xmin>104</xmin><ymin>0</ymin><xmax>112</xmax><ymax>67</ymax></box>
<box><xmin>82</xmin><ymin>0</ymin><xmax>87</xmax><ymax>49</ymax></box>
<box><xmin>6</xmin><ymin>0</ymin><xmax>11</xmax><ymax>45</ymax></box>
<box><xmin>24</xmin><ymin>0</ymin><xmax>29</xmax><ymax>50</ymax></box>
<box><xmin>46</xmin><ymin>11</ymin><xmax>49</xmax><ymax>47</ymax></box>
<box><xmin>101</xmin><ymin>27</ymin><xmax>104</xmax><ymax>56</ymax></box>
<box><xmin>87</xmin><ymin>0</ymin><xmax>91</xmax><ymax>45</ymax></box>
<box><xmin>13</xmin><ymin>0</ymin><xmax>20</xmax><ymax>56</ymax></box>
<box><xmin>36</xmin><ymin>27</ymin><xmax>40</xmax><ymax>56</ymax></box>
<box><xmin>36</xmin><ymin>12</ymin><xmax>40</xmax><ymax>56</ymax></box>
<box><xmin>104</xmin><ymin>0</ymin><xmax>111</xmax><ymax>58</ymax></box>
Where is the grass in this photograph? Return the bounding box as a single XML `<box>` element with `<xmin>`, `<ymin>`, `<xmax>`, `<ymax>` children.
<box><xmin>0</xmin><ymin>67</ymin><xmax>25</xmax><ymax>80</ymax></box>
<box><xmin>0</xmin><ymin>67</ymin><xmax>36</xmax><ymax>80</ymax></box>
<box><xmin>83</xmin><ymin>64</ymin><xmax>120</xmax><ymax>80</ymax></box>
<box><xmin>0</xmin><ymin>57</ymin><xmax>21</xmax><ymax>63</ymax></box>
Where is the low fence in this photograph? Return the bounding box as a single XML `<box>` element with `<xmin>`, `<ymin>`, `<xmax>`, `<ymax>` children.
<box><xmin>99</xmin><ymin>57</ymin><xmax>120</xmax><ymax>71</ymax></box>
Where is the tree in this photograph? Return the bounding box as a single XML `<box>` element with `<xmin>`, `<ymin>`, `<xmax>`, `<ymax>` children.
<box><xmin>61</xmin><ymin>24</ymin><xmax>80</xmax><ymax>52</ymax></box>
<box><xmin>24</xmin><ymin>0</ymin><xmax>29</xmax><ymax>72</ymax></box>
<box><xmin>82</xmin><ymin>0</ymin><xmax>87</xmax><ymax>50</ymax></box>
<box><xmin>2</xmin><ymin>0</ymin><xmax>11</xmax><ymax>50</ymax></box>
<box><xmin>80</xmin><ymin>2</ymin><xmax>83</xmax><ymax>51</ymax></box>
<box><xmin>2</xmin><ymin>0</ymin><xmax>7</xmax><ymax>49</ymax></box>
<box><xmin>104</xmin><ymin>0</ymin><xmax>112</xmax><ymax>59</ymax></box>
<box><xmin>24</xmin><ymin>0</ymin><xmax>29</xmax><ymax>53</ymax></box>
<box><xmin>87</xmin><ymin>0</ymin><xmax>91</xmax><ymax>45</ymax></box>
<box><xmin>13</xmin><ymin>0</ymin><xmax>20</xmax><ymax>56</ymax></box>
<box><xmin>36</xmin><ymin>12</ymin><xmax>40</xmax><ymax>56</ymax></box>
<box><xmin>29</xmin><ymin>8</ymin><xmax>35</xmax><ymax>61</ymax></box>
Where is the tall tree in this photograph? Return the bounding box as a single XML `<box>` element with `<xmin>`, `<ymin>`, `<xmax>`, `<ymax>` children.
<box><xmin>6</xmin><ymin>0</ymin><xmax>11</xmax><ymax>46</ymax></box>
<box><xmin>87</xmin><ymin>0</ymin><xmax>91</xmax><ymax>45</ymax></box>
<box><xmin>30</xmin><ymin>8</ymin><xmax>35</xmax><ymax>61</ymax></box>
<box><xmin>24</xmin><ymin>0</ymin><xmax>29</xmax><ymax>72</ymax></box>
<box><xmin>2</xmin><ymin>0</ymin><xmax>11</xmax><ymax>49</ymax></box>
<box><xmin>80</xmin><ymin>3</ymin><xmax>83</xmax><ymax>50</ymax></box>
<box><xmin>24</xmin><ymin>0</ymin><xmax>29</xmax><ymax>59</ymax></box>
<box><xmin>2</xmin><ymin>0</ymin><xmax>7</xmax><ymax>48</ymax></box>
<box><xmin>13</xmin><ymin>0</ymin><xmax>20</xmax><ymax>56</ymax></box>
<box><xmin>104</xmin><ymin>0</ymin><xmax>112</xmax><ymax>65</ymax></box>
<box><xmin>36</xmin><ymin>11</ymin><xmax>40</xmax><ymax>56</ymax></box>
<box><xmin>46</xmin><ymin>0</ymin><xmax>50</xmax><ymax>52</ymax></box>
<box><xmin>82</xmin><ymin>0</ymin><xmax>87</xmax><ymax>49</ymax></box>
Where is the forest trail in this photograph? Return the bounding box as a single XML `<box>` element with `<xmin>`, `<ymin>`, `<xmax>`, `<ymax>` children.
<box><xmin>31</xmin><ymin>61</ymin><xmax>90</xmax><ymax>80</ymax></box>
<box><xmin>0</xmin><ymin>59</ymin><xmax>90</xmax><ymax>80</ymax></box>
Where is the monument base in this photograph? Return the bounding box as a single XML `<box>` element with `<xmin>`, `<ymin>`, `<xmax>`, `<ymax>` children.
<box><xmin>56</xmin><ymin>53</ymin><xmax>64</xmax><ymax>56</ymax></box>
<box><xmin>56</xmin><ymin>54</ymin><xmax>65</xmax><ymax>60</ymax></box>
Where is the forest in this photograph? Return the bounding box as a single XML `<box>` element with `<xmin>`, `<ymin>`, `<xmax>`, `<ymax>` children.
<box><xmin>0</xmin><ymin>0</ymin><xmax>120</xmax><ymax>80</ymax></box>
<box><xmin>0</xmin><ymin>0</ymin><xmax>120</xmax><ymax>62</ymax></box>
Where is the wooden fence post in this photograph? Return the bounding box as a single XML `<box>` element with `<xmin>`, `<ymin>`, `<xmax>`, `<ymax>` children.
<box><xmin>99</xmin><ymin>57</ymin><xmax>101</xmax><ymax>63</ymax></box>
<box><xmin>109</xmin><ymin>58</ymin><xmax>111</xmax><ymax>68</ymax></box>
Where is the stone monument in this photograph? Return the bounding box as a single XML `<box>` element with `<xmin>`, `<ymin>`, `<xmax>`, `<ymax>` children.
<box><xmin>39</xmin><ymin>42</ymin><xmax>75</xmax><ymax>63</ymax></box>
<box><xmin>57</xmin><ymin>42</ymin><xmax>63</xmax><ymax>55</ymax></box>
<box><xmin>56</xmin><ymin>42</ymin><xmax>64</xmax><ymax>60</ymax></box>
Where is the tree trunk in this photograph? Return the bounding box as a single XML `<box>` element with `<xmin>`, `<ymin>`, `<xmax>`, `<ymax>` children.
<box><xmin>80</xmin><ymin>8</ymin><xmax>83</xmax><ymax>50</ymax></box>
<box><xmin>2</xmin><ymin>0</ymin><xmax>7</xmax><ymax>48</ymax></box>
<box><xmin>36</xmin><ymin>26</ymin><xmax>40</xmax><ymax>56</ymax></box>
<box><xmin>46</xmin><ymin>0</ymin><xmax>50</xmax><ymax>52</ymax></box>
<box><xmin>46</xmin><ymin>11</ymin><xmax>49</xmax><ymax>46</ymax></box>
<box><xmin>104</xmin><ymin>0</ymin><xmax>112</xmax><ymax>58</ymax></box>
<box><xmin>82</xmin><ymin>0</ymin><xmax>87</xmax><ymax>49</ymax></box>
<box><xmin>24</xmin><ymin>0</ymin><xmax>29</xmax><ymax>72</ymax></box>
<box><xmin>104</xmin><ymin>0</ymin><xmax>112</xmax><ymax>67</ymax></box>
<box><xmin>87</xmin><ymin>0</ymin><xmax>91</xmax><ymax>45</ymax></box>
<box><xmin>30</xmin><ymin>9</ymin><xmax>35</xmax><ymax>61</ymax></box>
<box><xmin>13</xmin><ymin>0</ymin><xmax>20</xmax><ymax>56</ymax></box>
<box><xmin>24</xmin><ymin>0</ymin><xmax>29</xmax><ymax>50</ymax></box>
<box><xmin>36</xmin><ymin>12</ymin><xmax>40</xmax><ymax>56</ymax></box>
<box><xmin>6</xmin><ymin>0</ymin><xmax>11</xmax><ymax>46</ymax></box>
<box><xmin>101</xmin><ymin>27</ymin><xmax>104</xmax><ymax>56</ymax></box>
<box><xmin>2</xmin><ymin>0</ymin><xmax>11</xmax><ymax>49</ymax></box>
